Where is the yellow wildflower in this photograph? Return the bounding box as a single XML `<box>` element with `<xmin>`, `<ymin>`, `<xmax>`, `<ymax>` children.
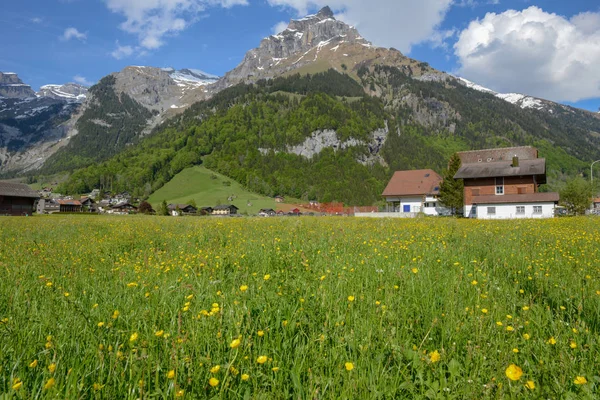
<box><xmin>257</xmin><ymin>330</ymin><xmax>265</xmax><ymax>337</ymax></box>
<box><xmin>525</xmin><ymin>380</ymin><xmax>535</xmax><ymax>390</ymax></box>
<box><xmin>129</xmin><ymin>332</ymin><xmax>139</xmax><ymax>343</ymax></box>
<box><xmin>523</xmin><ymin>333</ymin><xmax>531</xmax><ymax>340</ymax></box>
<box><xmin>570</xmin><ymin>341</ymin><xmax>577</xmax><ymax>349</ymax></box>
<box><xmin>12</xmin><ymin>379</ymin><xmax>23</xmax><ymax>390</ymax></box>
<box><xmin>411</xmin><ymin>268</ymin><xmax>418</xmax><ymax>274</ymax></box>
<box><xmin>210</xmin><ymin>365</ymin><xmax>221</xmax><ymax>373</ymax></box>
<box><xmin>155</xmin><ymin>330</ymin><xmax>164</xmax><ymax>337</ymax></box>
<box><xmin>29</xmin><ymin>359</ymin><xmax>38</xmax><ymax>368</ymax></box>
<box><xmin>264</xmin><ymin>274</ymin><xmax>271</xmax><ymax>280</ymax></box>
<box><xmin>257</xmin><ymin>356</ymin><xmax>267</xmax><ymax>364</ymax></box>
<box><xmin>347</xmin><ymin>296</ymin><xmax>355</xmax><ymax>302</ymax></box>
<box><xmin>345</xmin><ymin>362</ymin><xmax>354</xmax><ymax>371</ymax></box>
<box><xmin>44</xmin><ymin>377</ymin><xmax>55</xmax><ymax>390</ymax></box>
<box><xmin>548</xmin><ymin>337</ymin><xmax>556</xmax><ymax>345</ymax></box>
<box><xmin>241</xmin><ymin>373</ymin><xmax>250</xmax><ymax>381</ymax></box>
<box><xmin>574</xmin><ymin>376</ymin><xmax>587</xmax><ymax>385</ymax></box>
<box><xmin>209</xmin><ymin>377</ymin><xmax>219</xmax><ymax>387</ymax></box>
<box><xmin>167</xmin><ymin>370</ymin><xmax>175</xmax><ymax>379</ymax></box>
<box><xmin>48</xmin><ymin>363</ymin><xmax>56</xmax><ymax>373</ymax></box>
<box><xmin>429</xmin><ymin>350</ymin><xmax>441</xmax><ymax>363</ymax></box>
<box><xmin>505</xmin><ymin>364</ymin><xmax>523</xmax><ymax>381</ymax></box>
<box><xmin>240</xmin><ymin>285</ymin><xmax>248</xmax><ymax>292</ymax></box>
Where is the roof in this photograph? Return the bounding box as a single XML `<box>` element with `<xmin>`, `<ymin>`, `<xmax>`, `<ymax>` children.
<box><xmin>594</xmin><ymin>198</ymin><xmax>600</xmax><ymax>203</ymax></box>
<box><xmin>473</xmin><ymin>192</ymin><xmax>559</xmax><ymax>204</ymax></box>
<box><xmin>382</xmin><ymin>169</ymin><xmax>442</xmax><ymax>197</ymax></box>
<box><xmin>214</xmin><ymin>204</ymin><xmax>238</xmax><ymax>210</ymax></box>
<box><xmin>112</xmin><ymin>201</ymin><xmax>136</xmax><ymax>208</ymax></box>
<box><xmin>168</xmin><ymin>203</ymin><xmax>196</xmax><ymax>210</ymax></box>
<box><xmin>0</xmin><ymin>181</ymin><xmax>40</xmax><ymax>198</ymax></box>
<box><xmin>454</xmin><ymin>159</ymin><xmax>546</xmax><ymax>180</ymax></box>
<box><xmin>57</xmin><ymin>199</ymin><xmax>82</xmax><ymax>206</ymax></box>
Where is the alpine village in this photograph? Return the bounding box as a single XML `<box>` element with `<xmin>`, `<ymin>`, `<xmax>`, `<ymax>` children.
<box><xmin>2</xmin><ymin>3</ymin><xmax>600</xmax><ymax>398</ymax></box>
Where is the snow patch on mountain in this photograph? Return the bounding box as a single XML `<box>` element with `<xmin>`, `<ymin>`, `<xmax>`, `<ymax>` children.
<box><xmin>38</xmin><ymin>83</ymin><xmax>88</xmax><ymax>102</ymax></box>
<box><xmin>457</xmin><ymin>77</ymin><xmax>546</xmax><ymax>111</ymax></box>
<box><xmin>168</xmin><ymin>68</ymin><xmax>219</xmax><ymax>88</ymax></box>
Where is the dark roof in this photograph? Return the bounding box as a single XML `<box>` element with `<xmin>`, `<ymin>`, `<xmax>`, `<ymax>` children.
<box><xmin>214</xmin><ymin>204</ymin><xmax>238</xmax><ymax>210</ymax></box>
<box><xmin>382</xmin><ymin>169</ymin><xmax>442</xmax><ymax>197</ymax></box>
<box><xmin>0</xmin><ymin>181</ymin><xmax>39</xmax><ymax>198</ymax></box>
<box><xmin>473</xmin><ymin>192</ymin><xmax>559</xmax><ymax>204</ymax></box>
<box><xmin>259</xmin><ymin>208</ymin><xmax>275</xmax><ymax>212</ymax></box>
<box><xmin>112</xmin><ymin>201</ymin><xmax>137</xmax><ymax>209</ymax></box>
<box><xmin>454</xmin><ymin>159</ymin><xmax>546</xmax><ymax>180</ymax></box>
<box><xmin>168</xmin><ymin>203</ymin><xmax>196</xmax><ymax>210</ymax></box>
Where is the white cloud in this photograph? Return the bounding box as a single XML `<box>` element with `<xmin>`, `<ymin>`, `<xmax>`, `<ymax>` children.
<box><xmin>266</xmin><ymin>0</ymin><xmax>453</xmax><ymax>53</ymax></box>
<box><xmin>111</xmin><ymin>41</ymin><xmax>135</xmax><ymax>59</ymax></box>
<box><xmin>454</xmin><ymin>6</ymin><xmax>600</xmax><ymax>102</ymax></box>
<box><xmin>103</xmin><ymin>0</ymin><xmax>248</xmax><ymax>50</ymax></box>
<box><xmin>31</xmin><ymin>17</ymin><xmax>43</xmax><ymax>24</ymax></box>
<box><xmin>73</xmin><ymin>75</ymin><xmax>94</xmax><ymax>86</ymax></box>
<box><xmin>272</xmin><ymin>20</ymin><xmax>288</xmax><ymax>35</ymax></box>
<box><xmin>62</xmin><ymin>27</ymin><xmax>87</xmax><ymax>41</ymax></box>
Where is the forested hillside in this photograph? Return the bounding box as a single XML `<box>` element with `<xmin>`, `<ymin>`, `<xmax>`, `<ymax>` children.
<box><xmin>43</xmin><ymin>75</ymin><xmax>155</xmax><ymax>173</ymax></box>
<box><xmin>57</xmin><ymin>68</ymin><xmax>599</xmax><ymax>204</ymax></box>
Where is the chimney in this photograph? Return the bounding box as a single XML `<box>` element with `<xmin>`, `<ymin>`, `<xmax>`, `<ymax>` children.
<box><xmin>512</xmin><ymin>155</ymin><xmax>519</xmax><ymax>167</ymax></box>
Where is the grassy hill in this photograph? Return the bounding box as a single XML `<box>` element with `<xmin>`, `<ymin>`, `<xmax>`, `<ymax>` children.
<box><xmin>147</xmin><ymin>166</ymin><xmax>276</xmax><ymax>214</ymax></box>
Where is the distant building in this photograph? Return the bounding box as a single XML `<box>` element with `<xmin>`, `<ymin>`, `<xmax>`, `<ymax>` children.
<box><xmin>382</xmin><ymin>169</ymin><xmax>446</xmax><ymax>215</ymax></box>
<box><xmin>37</xmin><ymin>198</ymin><xmax>60</xmax><ymax>214</ymax></box>
<box><xmin>274</xmin><ymin>196</ymin><xmax>285</xmax><ymax>203</ymax></box>
<box><xmin>80</xmin><ymin>197</ymin><xmax>97</xmax><ymax>212</ymax></box>
<box><xmin>167</xmin><ymin>204</ymin><xmax>198</xmax><ymax>216</ymax></box>
<box><xmin>56</xmin><ymin>199</ymin><xmax>82</xmax><ymax>213</ymax></box>
<box><xmin>111</xmin><ymin>202</ymin><xmax>137</xmax><ymax>214</ymax></box>
<box><xmin>213</xmin><ymin>205</ymin><xmax>239</xmax><ymax>215</ymax></box>
<box><xmin>0</xmin><ymin>181</ymin><xmax>39</xmax><ymax>216</ymax></box>
<box><xmin>454</xmin><ymin>146</ymin><xmax>559</xmax><ymax>219</ymax></box>
<box><xmin>199</xmin><ymin>206</ymin><xmax>214</xmax><ymax>215</ymax></box>
<box><xmin>259</xmin><ymin>208</ymin><xmax>276</xmax><ymax>216</ymax></box>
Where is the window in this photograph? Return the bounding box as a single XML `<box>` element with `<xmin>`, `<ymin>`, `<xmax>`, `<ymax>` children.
<box><xmin>516</xmin><ymin>206</ymin><xmax>525</xmax><ymax>214</ymax></box>
<box><xmin>495</xmin><ymin>177</ymin><xmax>504</xmax><ymax>195</ymax></box>
<box><xmin>487</xmin><ymin>207</ymin><xmax>496</xmax><ymax>215</ymax></box>
<box><xmin>424</xmin><ymin>202</ymin><xmax>435</xmax><ymax>208</ymax></box>
<box><xmin>533</xmin><ymin>206</ymin><xmax>542</xmax><ymax>214</ymax></box>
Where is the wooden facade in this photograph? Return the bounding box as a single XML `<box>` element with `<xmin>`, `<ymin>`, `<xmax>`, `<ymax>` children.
<box><xmin>463</xmin><ymin>176</ymin><xmax>537</xmax><ymax>206</ymax></box>
<box><xmin>0</xmin><ymin>182</ymin><xmax>39</xmax><ymax>216</ymax></box>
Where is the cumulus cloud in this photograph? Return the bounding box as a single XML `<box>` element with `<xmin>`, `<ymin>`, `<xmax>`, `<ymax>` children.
<box><xmin>62</xmin><ymin>27</ymin><xmax>87</xmax><ymax>41</ymax></box>
<box><xmin>266</xmin><ymin>0</ymin><xmax>453</xmax><ymax>53</ymax></box>
<box><xmin>111</xmin><ymin>41</ymin><xmax>135</xmax><ymax>59</ymax></box>
<box><xmin>272</xmin><ymin>20</ymin><xmax>288</xmax><ymax>35</ymax></box>
<box><xmin>103</xmin><ymin>0</ymin><xmax>248</xmax><ymax>50</ymax></box>
<box><xmin>454</xmin><ymin>6</ymin><xmax>600</xmax><ymax>102</ymax></box>
<box><xmin>73</xmin><ymin>75</ymin><xmax>94</xmax><ymax>86</ymax></box>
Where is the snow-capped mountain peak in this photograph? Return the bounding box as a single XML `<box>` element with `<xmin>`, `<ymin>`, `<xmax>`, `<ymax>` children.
<box><xmin>160</xmin><ymin>67</ymin><xmax>220</xmax><ymax>88</ymax></box>
<box><xmin>38</xmin><ymin>83</ymin><xmax>88</xmax><ymax>102</ymax></box>
<box><xmin>457</xmin><ymin>77</ymin><xmax>547</xmax><ymax>111</ymax></box>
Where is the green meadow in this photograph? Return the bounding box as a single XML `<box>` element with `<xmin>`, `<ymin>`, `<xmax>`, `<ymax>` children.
<box><xmin>1</xmin><ymin>216</ymin><xmax>599</xmax><ymax>398</ymax></box>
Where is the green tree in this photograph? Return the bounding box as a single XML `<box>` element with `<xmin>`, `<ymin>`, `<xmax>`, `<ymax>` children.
<box><xmin>138</xmin><ymin>201</ymin><xmax>154</xmax><ymax>214</ymax></box>
<box><xmin>187</xmin><ymin>199</ymin><xmax>197</xmax><ymax>209</ymax></box>
<box><xmin>560</xmin><ymin>177</ymin><xmax>593</xmax><ymax>215</ymax></box>
<box><xmin>156</xmin><ymin>200</ymin><xmax>170</xmax><ymax>216</ymax></box>
<box><xmin>438</xmin><ymin>153</ymin><xmax>464</xmax><ymax>215</ymax></box>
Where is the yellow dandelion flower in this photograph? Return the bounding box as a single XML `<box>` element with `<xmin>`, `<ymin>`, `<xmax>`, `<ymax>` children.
<box><xmin>272</xmin><ymin>367</ymin><xmax>280</xmax><ymax>372</ymax></box>
<box><xmin>257</xmin><ymin>356</ymin><xmax>268</xmax><ymax>364</ymax></box>
<box><xmin>411</xmin><ymin>268</ymin><xmax>418</xmax><ymax>274</ymax></box>
<box><xmin>257</xmin><ymin>330</ymin><xmax>265</xmax><ymax>337</ymax></box>
<box><xmin>481</xmin><ymin>309</ymin><xmax>488</xmax><ymax>314</ymax></box>
<box><xmin>167</xmin><ymin>370</ymin><xmax>175</xmax><ymax>379</ymax></box>
<box><xmin>230</xmin><ymin>338</ymin><xmax>241</xmax><ymax>349</ymax></box>
<box><xmin>97</xmin><ymin>322</ymin><xmax>104</xmax><ymax>327</ymax></box>
<box><xmin>12</xmin><ymin>379</ymin><xmax>23</xmax><ymax>390</ymax></box>
<box><xmin>29</xmin><ymin>359</ymin><xmax>38</xmax><ymax>368</ymax></box>
<box><xmin>240</xmin><ymin>285</ymin><xmax>248</xmax><ymax>292</ymax></box>
<box><xmin>93</xmin><ymin>383</ymin><xmax>104</xmax><ymax>391</ymax></box>
<box><xmin>209</xmin><ymin>377</ymin><xmax>219</xmax><ymax>387</ymax></box>
<box><xmin>570</xmin><ymin>341</ymin><xmax>577</xmax><ymax>349</ymax></box>
<box><xmin>522</xmin><ymin>306</ymin><xmax>530</xmax><ymax>311</ymax></box>
<box><xmin>574</xmin><ymin>376</ymin><xmax>587</xmax><ymax>385</ymax></box>
<box><xmin>548</xmin><ymin>337</ymin><xmax>556</xmax><ymax>345</ymax></box>
<box><xmin>496</xmin><ymin>321</ymin><xmax>503</xmax><ymax>326</ymax></box>
<box><xmin>264</xmin><ymin>274</ymin><xmax>271</xmax><ymax>280</ymax></box>
<box><xmin>155</xmin><ymin>330</ymin><xmax>164</xmax><ymax>337</ymax></box>
<box><xmin>505</xmin><ymin>364</ymin><xmax>523</xmax><ymax>381</ymax></box>
<box><xmin>112</xmin><ymin>310</ymin><xmax>120</xmax><ymax>319</ymax></box>
<box><xmin>347</xmin><ymin>296</ymin><xmax>355</xmax><ymax>302</ymax></box>
<box><xmin>471</xmin><ymin>280</ymin><xmax>478</xmax><ymax>285</ymax></box>
<box><xmin>241</xmin><ymin>373</ymin><xmax>250</xmax><ymax>381</ymax></box>
<box><xmin>523</xmin><ymin>333</ymin><xmax>531</xmax><ymax>340</ymax></box>
<box><xmin>64</xmin><ymin>292</ymin><xmax>69</xmax><ymax>297</ymax></box>
<box><xmin>429</xmin><ymin>350</ymin><xmax>441</xmax><ymax>363</ymax></box>
<box><xmin>513</xmin><ymin>348</ymin><xmax>519</xmax><ymax>353</ymax></box>
<box><xmin>48</xmin><ymin>363</ymin><xmax>56</xmax><ymax>373</ymax></box>
<box><xmin>506</xmin><ymin>326</ymin><xmax>514</xmax><ymax>332</ymax></box>
<box><xmin>210</xmin><ymin>365</ymin><xmax>221</xmax><ymax>374</ymax></box>
<box><xmin>345</xmin><ymin>362</ymin><xmax>354</xmax><ymax>371</ymax></box>
<box><xmin>129</xmin><ymin>332</ymin><xmax>139</xmax><ymax>343</ymax></box>
<box><xmin>44</xmin><ymin>377</ymin><xmax>55</xmax><ymax>390</ymax></box>
<box><xmin>175</xmin><ymin>389</ymin><xmax>185</xmax><ymax>397</ymax></box>
<box><xmin>525</xmin><ymin>380</ymin><xmax>535</xmax><ymax>390</ymax></box>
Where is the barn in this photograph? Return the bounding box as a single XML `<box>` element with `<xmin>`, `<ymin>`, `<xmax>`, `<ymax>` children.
<box><xmin>0</xmin><ymin>181</ymin><xmax>39</xmax><ymax>216</ymax></box>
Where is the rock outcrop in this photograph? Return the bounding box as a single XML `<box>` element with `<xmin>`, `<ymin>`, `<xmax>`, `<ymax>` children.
<box><xmin>0</xmin><ymin>72</ymin><xmax>36</xmax><ymax>98</ymax></box>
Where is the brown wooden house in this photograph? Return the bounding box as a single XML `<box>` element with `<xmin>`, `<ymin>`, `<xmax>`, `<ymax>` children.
<box><xmin>454</xmin><ymin>146</ymin><xmax>559</xmax><ymax>219</ymax></box>
<box><xmin>0</xmin><ymin>181</ymin><xmax>39</xmax><ymax>216</ymax></box>
<box><xmin>57</xmin><ymin>199</ymin><xmax>83</xmax><ymax>212</ymax></box>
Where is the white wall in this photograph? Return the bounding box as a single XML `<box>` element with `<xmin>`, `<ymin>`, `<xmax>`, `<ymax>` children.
<box><xmin>466</xmin><ymin>202</ymin><xmax>555</xmax><ymax>219</ymax></box>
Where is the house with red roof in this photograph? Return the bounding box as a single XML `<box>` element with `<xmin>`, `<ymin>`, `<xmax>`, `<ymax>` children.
<box><xmin>382</xmin><ymin>169</ymin><xmax>447</xmax><ymax>215</ymax></box>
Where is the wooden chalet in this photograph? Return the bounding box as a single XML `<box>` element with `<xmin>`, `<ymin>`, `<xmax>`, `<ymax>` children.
<box><xmin>454</xmin><ymin>146</ymin><xmax>559</xmax><ymax>219</ymax></box>
<box><xmin>56</xmin><ymin>199</ymin><xmax>82</xmax><ymax>213</ymax></box>
<box><xmin>213</xmin><ymin>205</ymin><xmax>239</xmax><ymax>215</ymax></box>
<box><xmin>199</xmin><ymin>206</ymin><xmax>213</xmax><ymax>215</ymax></box>
<box><xmin>258</xmin><ymin>208</ymin><xmax>276</xmax><ymax>216</ymax></box>
<box><xmin>167</xmin><ymin>204</ymin><xmax>198</xmax><ymax>215</ymax></box>
<box><xmin>111</xmin><ymin>201</ymin><xmax>137</xmax><ymax>214</ymax></box>
<box><xmin>0</xmin><ymin>181</ymin><xmax>39</xmax><ymax>216</ymax></box>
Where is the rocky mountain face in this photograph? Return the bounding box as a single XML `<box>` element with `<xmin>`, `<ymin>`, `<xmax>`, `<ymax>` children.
<box><xmin>214</xmin><ymin>6</ymin><xmax>439</xmax><ymax>91</ymax></box>
<box><xmin>0</xmin><ymin>73</ymin><xmax>87</xmax><ymax>174</ymax></box>
<box><xmin>0</xmin><ymin>72</ymin><xmax>36</xmax><ymax>98</ymax></box>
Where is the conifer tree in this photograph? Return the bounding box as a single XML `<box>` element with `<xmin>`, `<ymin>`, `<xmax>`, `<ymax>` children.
<box><xmin>438</xmin><ymin>153</ymin><xmax>464</xmax><ymax>215</ymax></box>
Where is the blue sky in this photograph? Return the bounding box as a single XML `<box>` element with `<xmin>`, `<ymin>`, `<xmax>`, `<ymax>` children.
<box><xmin>1</xmin><ymin>0</ymin><xmax>599</xmax><ymax>111</ymax></box>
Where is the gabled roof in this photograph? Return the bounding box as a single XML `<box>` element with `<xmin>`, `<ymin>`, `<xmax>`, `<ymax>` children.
<box><xmin>473</xmin><ymin>192</ymin><xmax>559</xmax><ymax>204</ymax></box>
<box><xmin>382</xmin><ymin>169</ymin><xmax>442</xmax><ymax>197</ymax></box>
<box><xmin>214</xmin><ymin>204</ymin><xmax>238</xmax><ymax>210</ymax></box>
<box><xmin>112</xmin><ymin>201</ymin><xmax>136</xmax><ymax>208</ymax></box>
<box><xmin>454</xmin><ymin>159</ymin><xmax>546</xmax><ymax>180</ymax></box>
<box><xmin>0</xmin><ymin>181</ymin><xmax>40</xmax><ymax>198</ymax></box>
<box><xmin>168</xmin><ymin>203</ymin><xmax>196</xmax><ymax>210</ymax></box>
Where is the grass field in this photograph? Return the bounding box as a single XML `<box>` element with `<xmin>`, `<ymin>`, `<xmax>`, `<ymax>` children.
<box><xmin>1</xmin><ymin>216</ymin><xmax>599</xmax><ymax>398</ymax></box>
<box><xmin>147</xmin><ymin>166</ymin><xmax>276</xmax><ymax>215</ymax></box>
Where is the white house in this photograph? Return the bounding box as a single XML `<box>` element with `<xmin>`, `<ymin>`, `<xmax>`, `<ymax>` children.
<box><xmin>382</xmin><ymin>169</ymin><xmax>448</xmax><ymax>216</ymax></box>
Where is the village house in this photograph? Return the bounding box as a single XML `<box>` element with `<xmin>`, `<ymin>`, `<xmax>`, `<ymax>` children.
<box><xmin>274</xmin><ymin>196</ymin><xmax>285</xmax><ymax>203</ymax></box>
<box><xmin>199</xmin><ymin>206</ymin><xmax>213</xmax><ymax>215</ymax></box>
<box><xmin>36</xmin><ymin>198</ymin><xmax>61</xmax><ymax>214</ymax></box>
<box><xmin>111</xmin><ymin>201</ymin><xmax>137</xmax><ymax>214</ymax></box>
<box><xmin>382</xmin><ymin>169</ymin><xmax>447</xmax><ymax>215</ymax></box>
<box><xmin>80</xmin><ymin>197</ymin><xmax>97</xmax><ymax>212</ymax></box>
<box><xmin>212</xmin><ymin>204</ymin><xmax>239</xmax><ymax>215</ymax></box>
<box><xmin>168</xmin><ymin>204</ymin><xmax>198</xmax><ymax>216</ymax></box>
<box><xmin>57</xmin><ymin>199</ymin><xmax>82</xmax><ymax>213</ymax></box>
<box><xmin>0</xmin><ymin>181</ymin><xmax>39</xmax><ymax>216</ymax></box>
<box><xmin>454</xmin><ymin>146</ymin><xmax>559</xmax><ymax>219</ymax></box>
<box><xmin>259</xmin><ymin>208</ymin><xmax>276</xmax><ymax>217</ymax></box>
